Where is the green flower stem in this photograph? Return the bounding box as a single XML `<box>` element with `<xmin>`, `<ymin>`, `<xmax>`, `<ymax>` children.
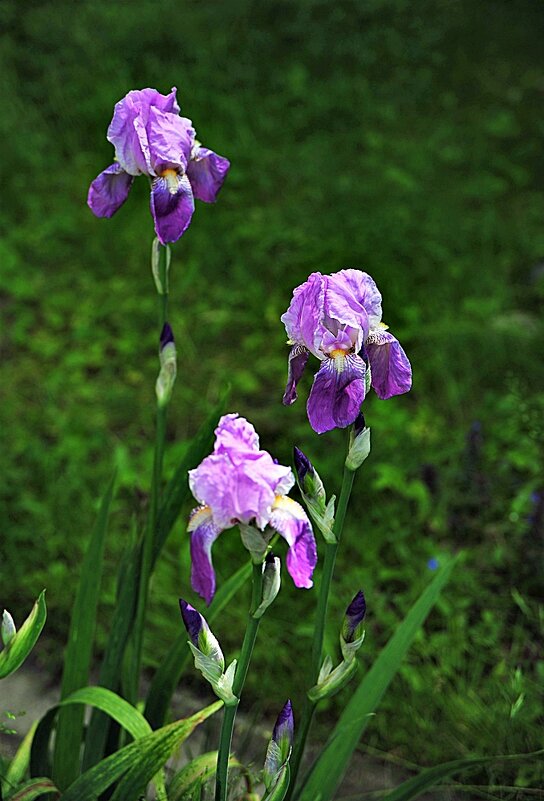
<box><xmin>130</xmin><ymin>243</ymin><xmax>170</xmax><ymax>699</ymax></box>
<box><xmin>215</xmin><ymin>561</ymin><xmax>264</xmax><ymax>801</ymax></box>
<box><xmin>288</xmin><ymin>460</ymin><xmax>356</xmax><ymax>799</ymax></box>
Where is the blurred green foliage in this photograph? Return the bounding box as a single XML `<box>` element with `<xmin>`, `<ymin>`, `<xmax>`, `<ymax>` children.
<box><xmin>1</xmin><ymin>0</ymin><xmax>543</xmax><ymax>791</ymax></box>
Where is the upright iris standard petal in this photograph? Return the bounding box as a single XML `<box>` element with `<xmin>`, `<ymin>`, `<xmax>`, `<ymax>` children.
<box><xmin>87</xmin><ymin>164</ymin><xmax>134</xmax><ymax>218</ymax></box>
<box><xmin>188</xmin><ymin>506</ymin><xmax>222</xmax><ymax>605</ymax></box>
<box><xmin>281</xmin><ymin>269</ymin><xmax>412</xmax><ymax>433</ymax></box>
<box><xmin>366</xmin><ymin>329</ymin><xmax>412</xmax><ymax>399</ymax></box>
<box><xmin>213</xmin><ymin>413</ymin><xmax>260</xmax><ymax>454</ymax></box>
<box><xmin>280</xmin><ymin>273</ymin><xmax>327</xmax><ymax>358</ymax></box>
<box><xmin>145</xmin><ymin>106</ymin><xmax>194</xmax><ymax>174</ymax></box>
<box><xmin>187</xmin><ymin>147</ymin><xmax>231</xmax><ymax>202</ymax></box>
<box><xmin>150</xmin><ymin>173</ymin><xmax>195</xmax><ymax>245</ymax></box>
<box><xmin>307</xmin><ymin>355</ymin><xmax>367</xmax><ymax>434</ymax></box>
<box><xmin>270</xmin><ymin>496</ymin><xmax>317</xmax><ymax>589</ymax></box>
<box><xmin>283</xmin><ymin>344</ymin><xmax>309</xmax><ymax>406</ymax></box>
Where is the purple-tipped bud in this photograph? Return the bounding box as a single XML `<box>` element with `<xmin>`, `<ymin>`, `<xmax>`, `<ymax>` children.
<box><xmin>160</xmin><ymin>322</ymin><xmax>175</xmax><ymax>350</ymax></box>
<box><xmin>294</xmin><ymin>446</ymin><xmax>312</xmax><ymax>483</ymax></box>
<box><xmin>352</xmin><ymin>411</ymin><xmax>366</xmax><ymax>438</ymax></box>
<box><xmin>179</xmin><ymin>598</ymin><xmax>205</xmax><ymax>647</ymax></box>
<box><xmin>293</xmin><ymin>446</ymin><xmax>326</xmax><ymax>508</ymax></box>
<box><xmin>264</xmin><ymin>699</ymin><xmax>294</xmax><ymax>789</ymax></box>
<box><xmin>273</xmin><ymin>699</ymin><xmax>294</xmax><ymax>756</ymax></box>
<box><xmin>346</xmin><ymin>419</ymin><xmax>371</xmax><ymax>471</ymax></box>
<box><xmin>343</xmin><ymin>590</ymin><xmax>366</xmax><ymax>643</ymax></box>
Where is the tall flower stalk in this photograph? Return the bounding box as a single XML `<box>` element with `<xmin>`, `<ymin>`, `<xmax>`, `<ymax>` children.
<box><xmin>215</xmin><ymin>560</ymin><xmax>264</xmax><ymax>801</ymax></box>
<box><xmin>287</xmin><ymin>446</ymin><xmax>357</xmax><ymax>797</ymax></box>
<box><xmin>130</xmin><ymin>241</ymin><xmax>172</xmax><ymax>694</ymax></box>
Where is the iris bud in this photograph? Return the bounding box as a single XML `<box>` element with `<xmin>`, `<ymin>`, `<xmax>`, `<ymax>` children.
<box><xmin>151</xmin><ymin>237</ymin><xmax>171</xmax><ymax>295</ymax></box>
<box><xmin>294</xmin><ymin>447</ymin><xmax>336</xmax><ymax>544</ymax></box>
<box><xmin>308</xmin><ymin>591</ymin><xmax>367</xmax><ymax>701</ymax></box>
<box><xmin>341</xmin><ymin>590</ymin><xmax>366</xmax><ymax>661</ymax></box>
<box><xmin>155</xmin><ymin>323</ymin><xmax>177</xmax><ymax>407</ymax></box>
<box><xmin>345</xmin><ymin>415</ymin><xmax>371</xmax><ymax>471</ymax></box>
<box><xmin>294</xmin><ymin>447</ymin><xmax>325</xmax><ymax>506</ymax></box>
<box><xmin>179</xmin><ymin>599</ymin><xmax>237</xmax><ymax>705</ymax></box>
<box><xmin>1</xmin><ymin>610</ymin><xmax>16</xmax><ymax>647</ymax></box>
<box><xmin>263</xmin><ymin>700</ymin><xmax>294</xmax><ymax>794</ymax></box>
<box><xmin>254</xmin><ymin>554</ymin><xmax>281</xmax><ymax>619</ymax></box>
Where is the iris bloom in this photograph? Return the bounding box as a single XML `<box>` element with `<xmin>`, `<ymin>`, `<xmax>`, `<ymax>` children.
<box><xmin>281</xmin><ymin>269</ymin><xmax>412</xmax><ymax>434</ymax></box>
<box><xmin>87</xmin><ymin>87</ymin><xmax>229</xmax><ymax>244</ymax></box>
<box><xmin>188</xmin><ymin>414</ymin><xmax>317</xmax><ymax>604</ymax></box>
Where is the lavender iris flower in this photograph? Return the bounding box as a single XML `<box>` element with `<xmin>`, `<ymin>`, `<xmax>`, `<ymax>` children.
<box><xmin>281</xmin><ymin>270</ymin><xmax>412</xmax><ymax>434</ymax></box>
<box><xmin>87</xmin><ymin>87</ymin><xmax>230</xmax><ymax>244</ymax></box>
<box><xmin>188</xmin><ymin>414</ymin><xmax>317</xmax><ymax>604</ymax></box>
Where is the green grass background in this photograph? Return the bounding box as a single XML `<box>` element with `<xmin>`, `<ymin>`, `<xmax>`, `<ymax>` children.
<box><xmin>1</xmin><ymin>0</ymin><xmax>543</xmax><ymax>791</ymax></box>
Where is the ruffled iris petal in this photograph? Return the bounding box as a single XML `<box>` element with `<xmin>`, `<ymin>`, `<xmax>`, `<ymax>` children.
<box><xmin>270</xmin><ymin>496</ymin><xmax>317</xmax><ymax>589</ymax></box>
<box><xmin>307</xmin><ymin>354</ymin><xmax>367</xmax><ymax>434</ymax></box>
<box><xmin>188</xmin><ymin>506</ymin><xmax>223</xmax><ymax>604</ymax></box>
<box><xmin>107</xmin><ymin>88</ymin><xmax>183</xmax><ymax>175</ymax></box>
<box><xmin>282</xmin><ymin>344</ymin><xmax>309</xmax><ymax>406</ymax></box>
<box><xmin>213</xmin><ymin>413</ymin><xmax>260</xmax><ymax>454</ymax></box>
<box><xmin>187</xmin><ymin>147</ymin><xmax>230</xmax><ymax>202</ymax></box>
<box><xmin>366</xmin><ymin>329</ymin><xmax>412</xmax><ymax>399</ymax></box>
<box><xmin>280</xmin><ymin>273</ymin><xmax>327</xmax><ymax>358</ymax></box>
<box><xmin>87</xmin><ymin>163</ymin><xmax>134</xmax><ymax>218</ymax></box>
<box><xmin>146</xmin><ymin>106</ymin><xmax>194</xmax><ymax>174</ymax></box>
<box><xmin>150</xmin><ymin>173</ymin><xmax>195</xmax><ymax>244</ymax></box>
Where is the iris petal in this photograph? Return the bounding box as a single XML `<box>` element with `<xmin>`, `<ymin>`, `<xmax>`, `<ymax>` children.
<box><xmin>87</xmin><ymin>163</ymin><xmax>134</xmax><ymax>218</ymax></box>
<box><xmin>188</xmin><ymin>506</ymin><xmax>223</xmax><ymax>604</ymax></box>
<box><xmin>187</xmin><ymin>146</ymin><xmax>230</xmax><ymax>202</ymax></box>
<box><xmin>366</xmin><ymin>329</ymin><xmax>412</xmax><ymax>399</ymax></box>
<box><xmin>307</xmin><ymin>354</ymin><xmax>367</xmax><ymax>434</ymax></box>
<box><xmin>270</xmin><ymin>496</ymin><xmax>317</xmax><ymax>589</ymax></box>
<box><xmin>150</xmin><ymin>173</ymin><xmax>195</xmax><ymax>244</ymax></box>
<box><xmin>282</xmin><ymin>344</ymin><xmax>309</xmax><ymax>405</ymax></box>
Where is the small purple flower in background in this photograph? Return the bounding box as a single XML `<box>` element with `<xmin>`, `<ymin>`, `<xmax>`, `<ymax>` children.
<box><xmin>427</xmin><ymin>557</ymin><xmax>439</xmax><ymax>571</ymax></box>
<box><xmin>342</xmin><ymin>589</ymin><xmax>366</xmax><ymax>643</ymax></box>
<box><xmin>188</xmin><ymin>414</ymin><xmax>317</xmax><ymax>604</ymax></box>
<box><xmin>88</xmin><ymin>87</ymin><xmax>230</xmax><ymax>244</ymax></box>
<box><xmin>281</xmin><ymin>270</ymin><xmax>412</xmax><ymax>434</ymax></box>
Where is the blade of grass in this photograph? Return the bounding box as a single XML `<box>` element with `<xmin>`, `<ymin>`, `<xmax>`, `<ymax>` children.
<box><xmin>6</xmin><ymin>778</ymin><xmax>59</xmax><ymax>800</ymax></box>
<box><xmin>62</xmin><ymin>701</ymin><xmax>222</xmax><ymax>801</ymax></box>
<box><xmin>3</xmin><ymin>721</ymin><xmax>38</xmax><ymax>793</ymax></box>
<box><xmin>379</xmin><ymin>751</ymin><xmax>544</xmax><ymax>801</ymax></box>
<box><xmin>52</xmin><ymin>473</ymin><xmax>116</xmax><ymax>790</ymax></box>
<box><xmin>297</xmin><ymin>558</ymin><xmax>456</xmax><ymax>801</ymax></box>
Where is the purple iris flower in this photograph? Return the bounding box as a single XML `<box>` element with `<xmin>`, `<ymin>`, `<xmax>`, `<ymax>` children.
<box><xmin>281</xmin><ymin>270</ymin><xmax>412</xmax><ymax>434</ymax></box>
<box><xmin>87</xmin><ymin>87</ymin><xmax>230</xmax><ymax>244</ymax></box>
<box><xmin>188</xmin><ymin>414</ymin><xmax>317</xmax><ymax>604</ymax></box>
